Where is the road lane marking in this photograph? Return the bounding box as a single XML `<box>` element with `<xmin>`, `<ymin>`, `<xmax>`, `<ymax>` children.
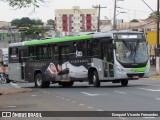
<box><xmin>81</xmin><ymin>92</ymin><xmax>108</xmax><ymax>96</ymax></box>
<box><xmin>79</xmin><ymin>103</ymin><xmax>85</xmax><ymax>106</ymax></box>
<box><xmin>66</xmin><ymin>99</ymin><xmax>70</xmax><ymax>101</ymax></box>
<box><xmin>156</xmin><ymin>98</ymin><xmax>160</xmax><ymax>100</ymax></box>
<box><xmin>87</xmin><ymin>106</ymin><xmax>94</xmax><ymax>109</ymax></box>
<box><xmin>81</xmin><ymin>92</ymin><xmax>98</xmax><ymax>96</ymax></box>
<box><xmin>138</xmin><ymin>87</ymin><xmax>160</xmax><ymax>91</ymax></box>
<box><xmin>71</xmin><ymin>100</ymin><xmax>77</xmax><ymax>103</ymax></box>
<box><xmin>10</xmin><ymin>83</ymin><xmax>21</xmax><ymax>88</ymax></box>
<box><xmin>31</xmin><ymin>95</ymin><xmax>37</xmax><ymax>97</ymax></box>
<box><xmin>61</xmin><ymin>97</ymin><xmax>65</xmax><ymax>100</ymax></box>
<box><xmin>3</xmin><ymin>106</ymin><xmax>17</xmax><ymax>108</ymax></box>
<box><xmin>114</xmin><ymin>91</ymin><xmax>127</xmax><ymax>94</ymax></box>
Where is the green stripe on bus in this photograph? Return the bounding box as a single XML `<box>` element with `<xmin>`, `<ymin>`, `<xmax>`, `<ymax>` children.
<box><xmin>23</xmin><ymin>35</ymin><xmax>92</xmax><ymax>46</ymax></box>
<box><xmin>131</xmin><ymin>64</ymin><xmax>148</xmax><ymax>72</ymax></box>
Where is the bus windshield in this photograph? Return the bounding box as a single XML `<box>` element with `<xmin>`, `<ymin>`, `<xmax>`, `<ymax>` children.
<box><xmin>115</xmin><ymin>41</ymin><xmax>148</xmax><ymax>63</ymax></box>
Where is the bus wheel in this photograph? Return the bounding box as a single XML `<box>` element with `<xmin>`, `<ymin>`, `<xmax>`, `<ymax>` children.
<box><xmin>35</xmin><ymin>73</ymin><xmax>50</xmax><ymax>88</ymax></box>
<box><xmin>61</xmin><ymin>81</ymin><xmax>74</xmax><ymax>87</ymax></box>
<box><xmin>93</xmin><ymin>71</ymin><xmax>100</xmax><ymax>87</ymax></box>
<box><xmin>88</xmin><ymin>71</ymin><xmax>94</xmax><ymax>84</ymax></box>
<box><xmin>121</xmin><ymin>80</ymin><xmax>128</xmax><ymax>86</ymax></box>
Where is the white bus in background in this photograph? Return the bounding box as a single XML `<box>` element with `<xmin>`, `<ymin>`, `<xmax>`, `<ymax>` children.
<box><xmin>0</xmin><ymin>48</ymin><xmax>8</xmax><ymax>66</ymax></box>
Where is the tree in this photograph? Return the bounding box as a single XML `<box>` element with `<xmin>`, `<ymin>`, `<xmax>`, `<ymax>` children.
<box><xmin>34</xmin><ymin>19</ymin><xmax>43</xmax><ymax>25</ymax></box>
<box><xmin>148</xmin><ymin>11</ymin><xmax>157</xmax><ymax>19</ymax></box>
<box><xmin>47</xmin><ymin>19</ymin><xmax>55</xmax><ymax>30</ymax></box>
<box><xmin>11</xmin><ymin>19</ymin><xmax>20</xmax><ymax>26</ymax></box>
<box><xmin>47</xmin><ymin>19</ymin><xmax>54</xmax><ymax>25</ymax></box>
<box><xmin>20</xmin><ymin>26</ymin><xmax>42</xmax><ymax>40</ymax></box>
<box><xmin>0</xmin><ymin>0</ymin><xmax>44</xmax><ymax>8</ymax></box>
<box><xmin>11</xmin><ymin>17</ymin><xmax>43</xmax><ymax>27</ymax></box>
<box><xmin>130</xmin><ymin>19</ymin><xmax>139</xmax><ymax>22</ymax></box>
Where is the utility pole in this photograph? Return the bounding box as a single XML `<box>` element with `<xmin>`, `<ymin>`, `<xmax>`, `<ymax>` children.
<box><xmin>93</xmin><ymin>5</ymin><xmax>106</xmax><ymax>32</ymax></box>
<box><xmin>113</xmin><ymin>0</ymin><xmax>117</xmax><ymax>30</ymax></box>
<box><xmin>156</xmin><ymin>0</ymin><xmax>160</xmax><ymax>75</ymax></box>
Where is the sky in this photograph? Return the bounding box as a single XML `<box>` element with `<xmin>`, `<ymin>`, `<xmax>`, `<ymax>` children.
<box><xmin>0</xmin><ymin>0</ymin><xmax>157</xmax><ymax>23</ymax></box>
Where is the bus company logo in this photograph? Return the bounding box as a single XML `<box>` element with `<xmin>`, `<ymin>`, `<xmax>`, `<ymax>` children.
<box><xmin>2</xmin><ymin>112</ymin><xmax>12</xmax><ymax>117</ymax></box>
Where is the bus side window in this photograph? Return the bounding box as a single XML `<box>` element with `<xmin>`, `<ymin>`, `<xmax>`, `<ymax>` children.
<box><xmin>19</xmin><ymin>49</ymin><xmax>27</xmax><ymax>62</ymax></box>
<box><xmin>9</xmin><ymin>47</ymin><xmax>19</xmax><ymax>62</ymax></box>
<box><xmin>60</xmin><ymin>46</ymin><xmax>69</xmax><ymax>61</ymax></box>
<box><xmin>87</xmin><ymin>39</ymin><xmax>99</xmax><ymax>57</ymax></box>
<box><xmin>28</xmin><ymin>46</ymin><xmax>34</xmax><ymax>61</ymax></box>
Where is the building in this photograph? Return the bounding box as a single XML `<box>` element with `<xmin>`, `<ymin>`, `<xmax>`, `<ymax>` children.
<box><xmin>99</xmin><ymin>20</ymin><xmax>112</xmax><ymax>32</ymax></box>
<box><xmin>0</xmin><ymin>21</ymin><xmax>20</xmax><ymax>43</ymax></box>
<box><xmin>116</xmin><ymin>19</ymin><xmax>156</xmax><ymax>32</ymax></box>
<box><xmin>55</xmin><ymin>6</ymin><xmax>97</xmax><ymax>34</ymax></box>
<box><xmin>0</xmin><ymin>21</ymin><xmax>11</xmax><ymax>29</ymax></box>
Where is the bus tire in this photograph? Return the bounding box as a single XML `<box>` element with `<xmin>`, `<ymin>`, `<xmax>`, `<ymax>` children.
<box><xmin>35</xmin><ymin>73</ymin><xmax>50</xmax><ymax>88</ymax></box>
<box><xmin>88</xmin><ymin>71</ymin><xmax>94</xmax><ymax>84</ymax></box>
<box><xmin>61</xmin><ymin>81</ymin><xmax>74</xmax><ymax>87</ymax></box>
<box><xmin>121</xmin><ymin>80</ymin><xmax>128</xmax><ymax>86</ymax></box>
<box><xmin>93</xmin><ymin>71</ymin><xmax>100</xmax><ymax>87</ymax></box>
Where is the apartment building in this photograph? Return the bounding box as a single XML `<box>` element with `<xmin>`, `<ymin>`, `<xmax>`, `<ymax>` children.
<box><xmin>55</xmin><ymin>6</ymin><xmax>97</xmax><ymax>33</ymax></box>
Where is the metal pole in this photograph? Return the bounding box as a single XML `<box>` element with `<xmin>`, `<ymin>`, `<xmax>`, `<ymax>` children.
<box><xmin>98</xmin><ymin>5</ymin><xmax>100</xmax><ymax>32</ymax></box>
<box><xmin>157</xmin><ymin>0</ymin><xmax>159</xmax><ymax>46</ymax></box>
<box><xmin>92</xmin><ymin>5</ymin><xmax>106</xmax><ymax>32</ymax></box>
<box><xmin>113</xmin><ymin>0</ymin><xmax>117</xmax><ymax>30</ymax></box>
<box><xmin>156</xmin><ymin>0</ymin><xmax>160</xmax><ymax>75</ymax></box>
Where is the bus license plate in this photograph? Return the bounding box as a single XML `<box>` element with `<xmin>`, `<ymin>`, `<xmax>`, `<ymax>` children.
<box><xmin>133</xmin><ymin>76</ymin><xmax>139</xmax><ymax>78</ymax></box>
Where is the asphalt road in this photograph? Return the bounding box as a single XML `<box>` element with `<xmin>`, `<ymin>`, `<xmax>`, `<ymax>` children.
<box><xmin>0</xmin><ymin>79</ymin><xmax>160</xmax><ymax>120</ymax></box>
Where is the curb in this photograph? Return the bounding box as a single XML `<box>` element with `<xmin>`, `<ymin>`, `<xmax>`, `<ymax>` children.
<box><xmin>0</xmin><ymin>88</ymin><xmax>33</xmax><ymax>95</ymax></box>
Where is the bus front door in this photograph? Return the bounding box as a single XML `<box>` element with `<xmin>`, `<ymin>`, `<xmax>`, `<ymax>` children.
<box><xmin>102</xmin><ymin>42</ymin><xmax>114</xmax><ymax>79</ymax></box>
<box><xmin>19</xmin><ymin>49</ymin><xmax>27</xmax><ymax>80</ymax></box>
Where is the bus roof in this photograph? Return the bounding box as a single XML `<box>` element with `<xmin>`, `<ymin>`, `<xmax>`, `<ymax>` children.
<box><xmin>9</xmin><ymin>42</ymin><xmax>24</xmax><ymax>47</ymax></box>
<box><xmin>9</xmin><ymin>31</ymin><xmax>144</xmax><ymax>47</ymax></box>
<box><xmin>23</xmin><ymin>35</ymin><xmax>92</xmax><ymax>46</ymax></box>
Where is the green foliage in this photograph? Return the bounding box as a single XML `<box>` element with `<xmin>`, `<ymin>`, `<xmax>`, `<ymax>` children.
<box><xmin>0</xmin><ymin>0</ymin><xmax>44</xmax><ymax>8</ymax></box>
<box><xmin>130</xmin><ymin>19</ymin><xmax>139</xmax><ymax>22</ymax></box>
<box><xmin>148</xmin><ymin>11</ymin><xmax>157</xmax><ymax>19</ymax></box>
<box><xmin>11</xmin><ymin>17</ymin><xmax>43</xmax><ymax>27</ymax></box>
<box><xmin>47</xmin><ymin>19</ymin><xmax>55</xmax><ymax>30</ymax></box>
<box><xmin>47</xmin><ymin>19</ymin><xmax>54</xmax><ymax>25</ymax></box>
<box><xmin>20</xmin><ymin>26</ymin><xmax>42</xmax><ymax>39</ymax></box>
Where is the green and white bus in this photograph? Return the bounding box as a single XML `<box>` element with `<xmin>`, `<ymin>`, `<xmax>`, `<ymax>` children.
<box><xmin>8</xmin><ymin>31</ymin><xmax>150</xmax><ymax>88</ymax></box>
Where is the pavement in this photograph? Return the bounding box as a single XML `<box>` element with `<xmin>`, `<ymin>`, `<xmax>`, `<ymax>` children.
<box><xmin>0</xmin><ymin>88</ymin><xmax>32</xmax><ymax>95</ymax></box>
<box><xmin>0</xmin><ymin>66</ymin><xmax>159</xmax><ymax>95</ymax></box>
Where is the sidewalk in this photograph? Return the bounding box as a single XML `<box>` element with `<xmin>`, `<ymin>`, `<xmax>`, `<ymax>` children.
<box><xmin>0</xmin><ymin>88</ymin><xmax>33</xmax><ymax>95</ymax></box>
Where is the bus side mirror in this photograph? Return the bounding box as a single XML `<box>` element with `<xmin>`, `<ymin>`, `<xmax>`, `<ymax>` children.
<box><xmin>113</xmin><ymin>43</ymin><xmax>116</xmax><ymax>49</ymax></box>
